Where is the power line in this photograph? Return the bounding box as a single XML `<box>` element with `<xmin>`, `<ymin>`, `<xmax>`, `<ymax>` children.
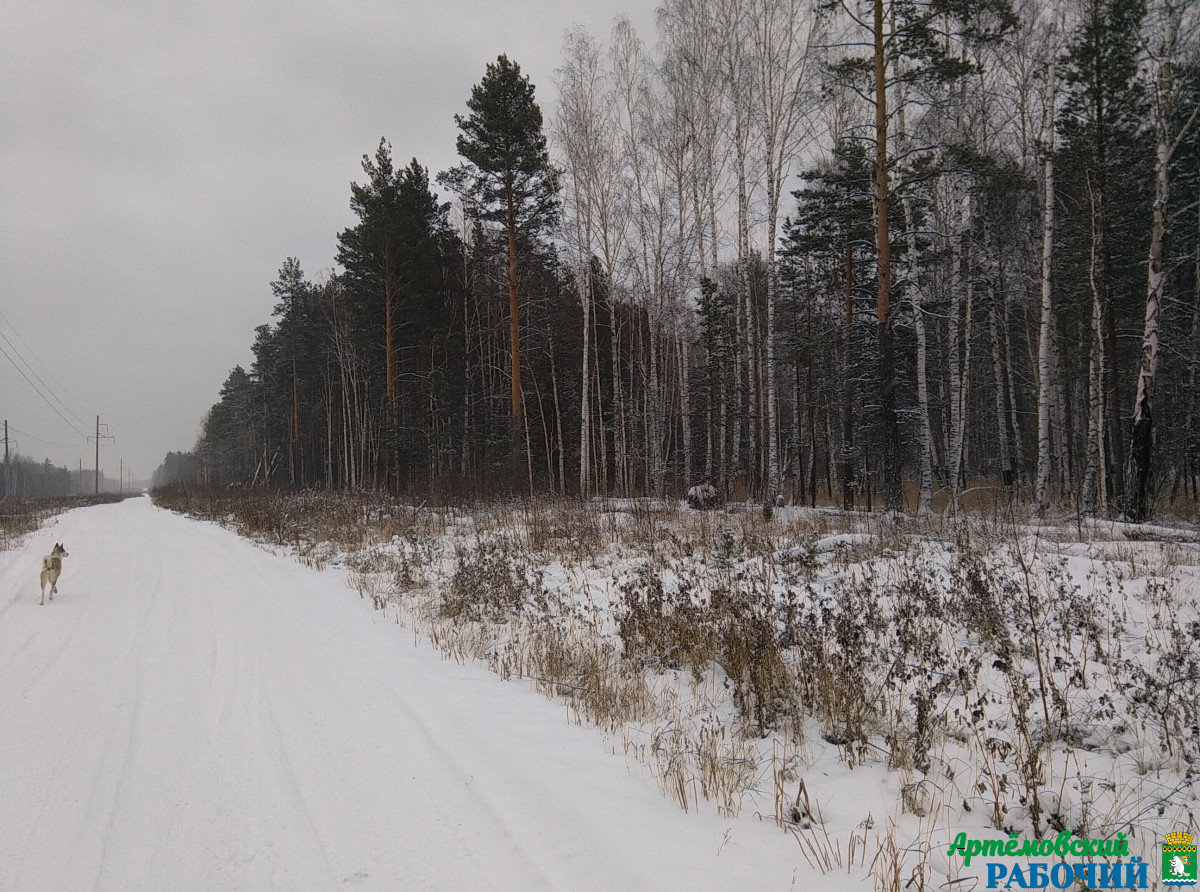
<box><xmin>0</xmin><ymin>321</ymin><xmax>90</xmax><ymax>436</ymax></box>
<box><xmin>0</xmin><ymin>326</ymin><xmax>90</xmax><ymax>435</ymax></box>
<box><xmin>0</xmin><ymin>341</ymin><xmax>91</xmax><ymax>440</ymax></box>
<box><xmin>9</xmin><ymin>425</ymin><xmax>75</xmax><ymax>450</ymax></box>
<box><xmin>0</xmin><ymin>308</ymin><xmax>90</xmax><ymax>430</ymax></box>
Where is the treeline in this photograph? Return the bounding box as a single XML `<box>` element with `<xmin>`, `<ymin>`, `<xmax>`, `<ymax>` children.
<box><xmin>1</xmin><ymin>454</ymin><xmax>123</xmax><ymax>499</ymax></box>
<box><xmin>166</xmin><ymin>0</ymin><xmax>1200</xmax><ymax>516</ymax></box>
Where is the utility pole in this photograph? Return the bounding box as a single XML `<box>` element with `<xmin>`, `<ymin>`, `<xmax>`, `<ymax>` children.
<box><xmin>89</xmin><ymin>416</ymin><xmax>115</xmax><ymax>494</ymax></box>
<box><xmin>2</xmin><ymin>420</ymin><xmax>9</xmax><ymax>498</ymax></box>
<box><xmin>119</xmin><ymin>459</ymin><xmax>123</xmax><ymax>494</ymax></box>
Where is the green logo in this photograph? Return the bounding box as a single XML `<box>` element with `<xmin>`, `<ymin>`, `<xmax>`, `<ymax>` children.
<box><xmin>1165</xmin><ymin>831</ymin><xmax>1197</xmax><ymax>886</ymax></box>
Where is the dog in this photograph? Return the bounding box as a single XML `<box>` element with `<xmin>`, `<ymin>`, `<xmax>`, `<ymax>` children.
<box><xmin>39</xmin><ymin>543</ymin><xmax>68</xmax><ymax>605</ymax></box>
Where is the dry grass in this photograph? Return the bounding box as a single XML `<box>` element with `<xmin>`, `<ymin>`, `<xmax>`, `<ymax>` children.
<box><xmin>0</xmin><ymin>499</ymin><xmax>58</xmax><ymax>549</ymax></box>
<box><xmin>1</xmin><ymin>493</ymin><xmax>131</xmax><ymax>551</ymax></box>
<box><xmin>153</xmin><ymin>485</ymin><xmax>1200</xmax><ymax>885</ymax></box>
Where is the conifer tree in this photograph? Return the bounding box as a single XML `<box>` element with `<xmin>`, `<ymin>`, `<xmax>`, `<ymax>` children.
<box><xmin>832</xmin><ymin>0</ymin><xmax>1016</xmax><ymax>510</ymax></box>
<box><xmin>781</xmin><ymin>139</ymin><xmax>876</xmax><ymax>509</ymax></box>
<box><xmin>1058</xmin><ymin>0</ymin><xmax>1151</xmax><ymax>513</ymax></box>
<box><xmin>337</xmin><ymin>140</ymin><xmax>405</xmax><ymax>413</ymax></box>
<box><xmin>441</xmin><ymin>55</ymin><xmax>559</xmax><ymax>483</ymax></box>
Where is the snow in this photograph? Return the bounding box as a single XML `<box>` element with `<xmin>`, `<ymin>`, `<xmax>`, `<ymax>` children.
<box><xmin>8</xmin><ymin>495</ymin><xmax>1198</xmax><ymax>890</ymax></box>
<box><xmin>0</xmin><ymin>498</ymin><xmax>804</xmax><ymax>890</ymax></box>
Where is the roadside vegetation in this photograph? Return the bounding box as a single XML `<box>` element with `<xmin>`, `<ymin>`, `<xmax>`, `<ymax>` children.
<box><xmin>0</xmin><ymin>493</ymin><xmax>132</xmax><ymax>551</ymax></box>
<box><xmin>153</xmin><ymin>485</ymin><xmax>1200</xmax><ymax>890</ymax></box>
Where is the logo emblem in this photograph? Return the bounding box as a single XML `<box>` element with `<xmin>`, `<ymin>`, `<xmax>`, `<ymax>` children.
<box><xmin>1165</xmin><ymin>831</ymin><xmax>1198</xmax><ymax>885</ymax></box>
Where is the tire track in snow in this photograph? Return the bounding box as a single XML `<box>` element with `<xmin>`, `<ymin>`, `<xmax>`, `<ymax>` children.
<box><xmin>2</xmin><ymin>499</ymin><xmax>802</xmax><ymax>891</ymax></box>
<box><xmin>260</xmin><ymin>598</ymin><xmax>562</xmax><ymax>890</ymax></box>
<box><xmin>5</xmin><ymin>542</ymin><xmax>165</xmax><ymax>890</ymax></box>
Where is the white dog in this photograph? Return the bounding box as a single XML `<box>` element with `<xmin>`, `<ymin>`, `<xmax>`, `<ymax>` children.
<box><xmin>39</xmin><ymin>543</ymin><xmax>68</xmax><ymax>605</ymax></box>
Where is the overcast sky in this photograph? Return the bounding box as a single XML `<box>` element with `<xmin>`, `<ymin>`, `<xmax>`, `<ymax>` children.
<box><xmin>1</xmin><ymin>0</ymin><xmax>657</xmax><ymax>484</ymax></box>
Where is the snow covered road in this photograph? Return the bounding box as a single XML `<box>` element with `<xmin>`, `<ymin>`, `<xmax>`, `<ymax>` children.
<box><xmin>0</xmin><ymin>498</ymin><xmax>800</xmax><ymax>891</ymax></box>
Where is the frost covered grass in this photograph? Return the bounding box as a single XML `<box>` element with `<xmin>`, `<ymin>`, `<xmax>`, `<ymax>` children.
<box><xmin>0</xmin><ymin>500</ymin><xmax>57</xmax><ymax>549</ymax></box>
<box><xmin>152</xmin><ymin>486</ymin><xmax>1200</xmax><ymax>889</ymax></box>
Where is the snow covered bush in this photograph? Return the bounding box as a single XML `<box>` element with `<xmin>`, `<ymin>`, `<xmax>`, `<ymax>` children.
<box><xmin>441</xmin><ymin>534</ymin><xmax>548</xmax><ymax>623</ymax></box>
<box><xmin>154</xmin><ymin>487</ymin><xmax>1200</xmax><ymax>886</ymax></box>
<box><xmin>686</xmin><ymin>483</ymin><xmax>720</xmax><ymax>510</ymax></box>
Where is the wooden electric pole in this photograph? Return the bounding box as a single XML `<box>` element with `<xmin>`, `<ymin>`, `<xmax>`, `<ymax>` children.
<box><xmin>89</xmin><ymin>416</ymin><xmax>114</xmax><ymax>494</ymax></box>
<box><xmin>2</xmin><ymin>420</ymin><xmax>9</xmax><ymax>498</ymax></box>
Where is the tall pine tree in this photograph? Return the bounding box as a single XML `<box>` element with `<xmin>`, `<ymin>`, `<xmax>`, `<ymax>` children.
<box><xmin>441</xmin><ymin>55</ymin><xmax>559</xmax><ymax>485</ymax></box>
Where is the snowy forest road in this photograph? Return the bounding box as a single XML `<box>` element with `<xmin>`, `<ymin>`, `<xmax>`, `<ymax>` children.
<box><xmin>0</xmin><ymin>498</ymin><xmax>798</xmax><ymax>891</ymax></box>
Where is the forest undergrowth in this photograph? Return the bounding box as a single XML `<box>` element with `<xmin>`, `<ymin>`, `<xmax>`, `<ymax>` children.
<box><xmin>153</xmin><ymin>486</ymin><xmax>1200</xmax><ymax>890</ymax></box>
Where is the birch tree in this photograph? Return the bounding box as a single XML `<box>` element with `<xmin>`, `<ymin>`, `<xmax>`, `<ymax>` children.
<box><xmin>715</xmin><ymin>1</ymin><xmax>760</xmax><ymax>495</ymax></box>
<box><xmin>1036</xmin><ymin>0</ymin><xmax>1063</xmax><ymax>513</ymax></box>
<box><xmin>556</xmin><ymin>30</ymin><xmax>613</xmax><ymax>497</ymax></box>
<box><xmin>893</xmin><ymin>77</ymin><xmax>935</xmax><ymax>513</ymax></box>
<box><xmin>1129</xmin><ymin>0</ymin><xmax>1200</xmax><ymax>519</ymax></box>
<box><xmin>659</xmin><ymin>0</ymin><xmax>730</xmax><ymax>489</ymax></box>
<box><xmin>748</xmin><ymin>0</ymin><xmax>822</xmax><ymax>504</ymax></box>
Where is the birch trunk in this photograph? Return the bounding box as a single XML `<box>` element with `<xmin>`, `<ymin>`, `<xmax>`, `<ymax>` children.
<box><xmin>765</xmin><ymin>171</ymin><xmax>780</xmax><ymax>502</ymax></box>
<box><xmin>736</xmin><ymin>135</ymin><xmax>756</xmax><ymax>494</ymax></box>
<box><xmin>1082</xmin><ymin>182</ymin><xmax>1104</xmax><ymax>511</ymax></box>
<box><xmin>842</xmin><ymin>243</ymin><xmax>855</xmax><ymax>510</ymax></box>
<box><xmin>649</xmin><ymin>318</ymin><xmax>662</xmax><ymax>496</ymax></box>
<box><xmin>872</xmin><ymin>0</ymin><xmax>902</xmax><ymax>511</ymax></box>
<box><xmin>579</xmin><ymin>268</ymin><xmax>592</xmax><ymax>497</ymax></box>
<box><xmin>894</xmin><ymin>72</ymin><xmax>933</xmax><ymax>513</ymax></box>
<box><xmin>550</xmin><ymin>340</ymin><xmax>566</xmax><ymax>496</ymax></box>
<box><xmin>1130</xmin><ymin>127</ymin><xmax>1169</xmax><ymax>520</ymax></box>
<box><xmin>1130</xmin><ymin>2</ymin><xmax>1194</xmax><ymax>520</ymax></box>
<box><xmin>1002</xmin><ymin>276</ymin><xmax>1025</xmax><ymax>484</ymax></box>
<box><xmin>679</xmin><ymin>331</ymin><xmax>692</xmax><ymax>489</ymax></box>
<box><xmin>749</xmin><ymin>0</ymin><xmax>817</xmax><ymax>504</ymax></box>
<box><xmin>506</xmin><ymin>190</ymin><xmax>524</xmax><ymax>488</ymax></box>
<box><xmin>1187</xmin><ymin>232</ymin><xmax>1200</xmax><ymax>495</ymax></box>
<box><xmin>1035</xmin><ymin>6</ymin><xmax>1058</xmax><ymax>510</ymax></box>
<box><xmin>989</xmin><ymin>283</ymin><xmax>1012</xmax><ymax>482</ymax></box>
<box><xmin>947</xmin><ymin>189</ymin><xmax>970</xmax><ymax>511</ymax></box>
